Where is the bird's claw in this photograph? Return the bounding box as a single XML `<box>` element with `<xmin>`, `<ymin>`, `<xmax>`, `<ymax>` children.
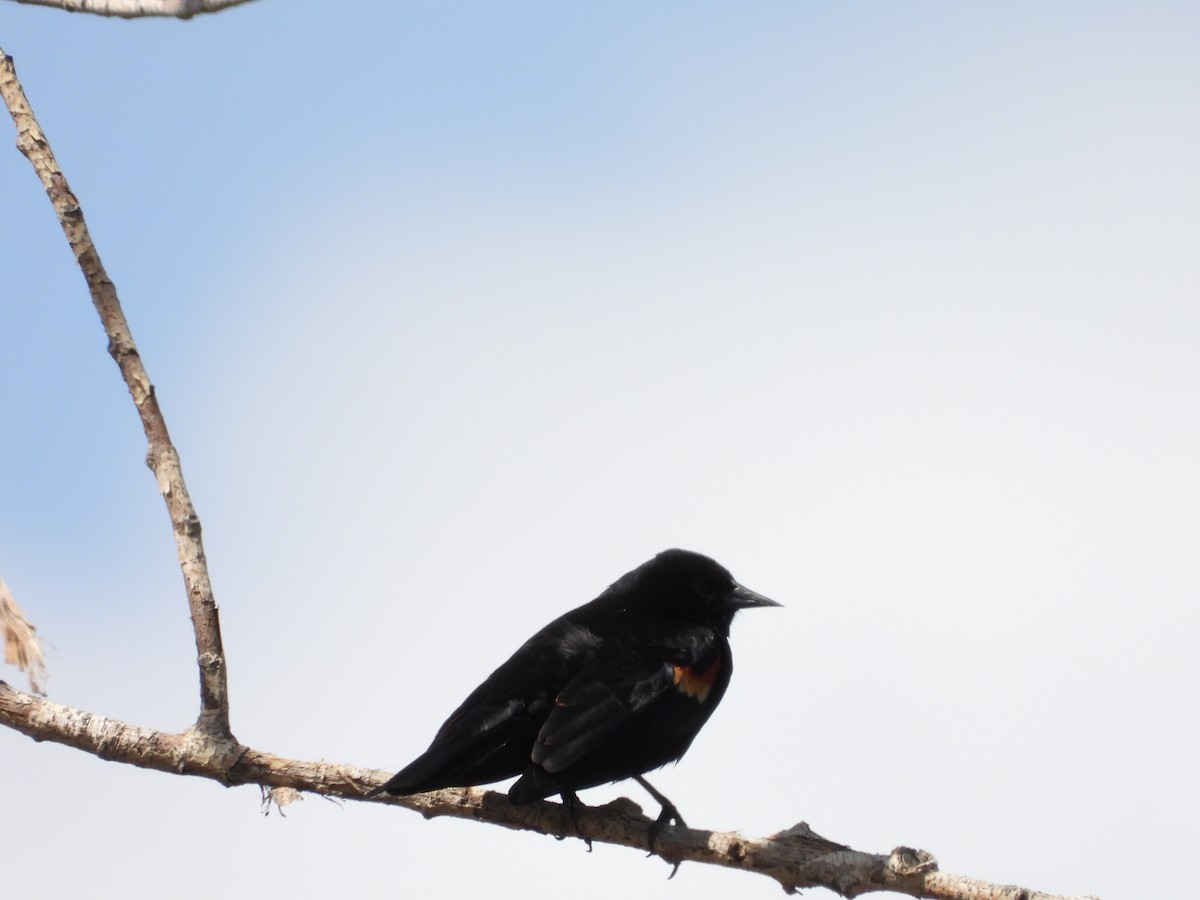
<box><xmin>645</xmin><ymin>800</ymin><xmax>686</xmax><ymax>877</ymax></box>
<box><xmin>646</xmin><ymin>803</ymin><xmax>685</xmax><ymax>851</ymax></box>
<box><xmin>632</xmin><ymin>773</ymin><xmax>687</xmax><ymax>872</ymax></box>
<box><xmin>561</xmin><ymin>791</ymin><xmax>593</xmax><ymax>852</ymax></box>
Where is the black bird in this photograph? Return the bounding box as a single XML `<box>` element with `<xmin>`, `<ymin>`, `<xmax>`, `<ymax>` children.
<box><xmin>372</xmin><ymin>548</ymin><xmax>779</xmax><ymax>837</ymax></box>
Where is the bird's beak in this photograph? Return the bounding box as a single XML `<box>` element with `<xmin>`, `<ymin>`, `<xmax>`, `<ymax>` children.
<box><xmin>727</xmin><ymin>583</ymin><xmax>782</xmax><ymax>609</ymax></box>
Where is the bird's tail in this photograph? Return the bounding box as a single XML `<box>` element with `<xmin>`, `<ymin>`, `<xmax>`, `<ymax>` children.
<box><xmin>507</xmin><ymin>765</ymin><xmax>561</xmax><ymax>804</ymax></box>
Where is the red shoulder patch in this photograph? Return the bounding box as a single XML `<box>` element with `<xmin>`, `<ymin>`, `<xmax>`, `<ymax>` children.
<box><xmin>672</xmin><ymin>651</ymin><xmax>721</xmax><ymax>703</ymax></box>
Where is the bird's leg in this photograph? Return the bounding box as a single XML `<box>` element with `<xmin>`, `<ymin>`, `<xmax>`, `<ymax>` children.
<box><xmin>561</xmin><ymin>790</ymin><xmax>593</xmax><ymax>852</ymax></box>
<box><xmin>634</xmin><ymin>774</ymin><xmax>687</xmax><ymax>831</ymax></box>
<box><xmin>634</xmin><ymin>774</ymin><xmax>685</xmax><ymax>875</ymax></box>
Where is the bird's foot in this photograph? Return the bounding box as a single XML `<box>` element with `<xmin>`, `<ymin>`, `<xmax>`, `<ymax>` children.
<box><xmin>648</xmin><ymin>805</ymin><xmax>685</xmax><ymax>879</ymax></box>
<box><xmin>646</xmin><ymin>799</ymin><xmax>687</xmax><ymax>847</ymax></box>
<box><xmin>633</xmin><ymin>775</ymin><xmax>685</xmax><ymax>876</ymax></box>
<box><xmin>561</xmin><ymin>790</ymin><xmax>592</xmax><ymax>852</ymax></box>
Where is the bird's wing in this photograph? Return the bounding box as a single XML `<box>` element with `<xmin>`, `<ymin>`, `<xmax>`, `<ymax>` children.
<box><xmin>376</xmin><ymin>618</ymin><xmax>613</xmax><ymax>795</ymax></box>
<box><xmin>374</xmin><ymin>693</ymin><xmax>546</xmax><ymax>795</ymax></box>
<box><xmin>530</xmin><ymin>626</ymin><xmax>717</xmax><ymax>774</ymax></box>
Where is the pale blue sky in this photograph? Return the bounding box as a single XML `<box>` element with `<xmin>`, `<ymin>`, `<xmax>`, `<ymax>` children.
<box><xmin>2</xmin><ymin>4</ymin><xmax>1198</xmax><ymax>899</ymax></box>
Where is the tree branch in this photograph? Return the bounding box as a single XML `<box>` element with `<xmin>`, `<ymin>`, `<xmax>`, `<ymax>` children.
<box><xmin>3</xmin><ymin>0</ymin><xmax>259</xmax><ymax>18</ymax></box>
<box><xmin>1</xmin><ymin>48</ymin><xmax>232</xmax><ymax>740</ymax></box>
<box><xmin>0</xmin><ymin>681</ymin><xmax>1095</xmax><ymax>900</ymax></box>
<box><xmin>0</xmin><ymin>47</ymin><xmax>1098</xmax><ymax>900</ymax></box>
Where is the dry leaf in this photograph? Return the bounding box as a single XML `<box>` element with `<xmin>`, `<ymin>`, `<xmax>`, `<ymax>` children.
<box><xmin>261</xmin><ymin>786</ymin><xmax>303</xmax><ymax>816</ymax></box>
<box><xmin>0</xmin><ymin>577</ymin><xmax>47</xmax><ymax>695</ymax></box>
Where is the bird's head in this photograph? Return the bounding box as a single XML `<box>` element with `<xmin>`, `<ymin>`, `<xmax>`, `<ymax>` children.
<box><xmin>621</xmin><ymin>548</ymin><xmax>781</xmax><ymax>636</ymax></box>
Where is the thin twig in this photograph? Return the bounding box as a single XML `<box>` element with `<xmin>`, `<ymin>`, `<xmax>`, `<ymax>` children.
<box><xmin>0</xmin><ymin>48</ymin><xmax>232</xmax><ymax>740</ymax></box>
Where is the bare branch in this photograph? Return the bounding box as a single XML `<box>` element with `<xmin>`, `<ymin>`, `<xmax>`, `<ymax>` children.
<box><xmin>0</xmin><ymin>48</ymin><xmax>232</xmax><ymax>739</ymax></box>
<box><xmin>0</xmin><ymin>681</ymin><xmax>1096</xmax><ymax>900</ymax></box>
<box><xmin>0</xmin><ymin>43</ymin><xmax>1099</xmax><ymax>900</ymax></box>
<box><xmin>0</xmin><ymin>579</ymin><xmax>46</xmax><ymax>694</ymax></box>
<box><xmin>2</xmin><ymin>0</ymin><xmax>259</xmax><ymax>19</ymax></box>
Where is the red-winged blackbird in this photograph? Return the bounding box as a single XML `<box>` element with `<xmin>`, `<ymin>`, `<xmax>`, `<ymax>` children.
<box><xmin>372</xmin><ymin>549</ymin><xmax>779</xmax><ymax>834</ymax></box>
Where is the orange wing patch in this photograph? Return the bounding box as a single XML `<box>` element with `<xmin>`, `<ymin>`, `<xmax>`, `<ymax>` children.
<box><xmin>672</xmin><ymin>651</ymin><xmax>721</xmax><ymax>703</ymax></box>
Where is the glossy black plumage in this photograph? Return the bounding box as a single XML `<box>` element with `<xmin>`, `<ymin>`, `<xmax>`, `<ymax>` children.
<box><xmin>372</xmin><ymin>549</ymin><xmax>779</xmax><ymax>822</ymax></box>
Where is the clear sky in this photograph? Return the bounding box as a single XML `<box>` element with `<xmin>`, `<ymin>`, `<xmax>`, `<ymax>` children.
<box><xmin>2</xmin><ymin>3</ymin><xmax>1197</xmax><ymax>898</ymax></box>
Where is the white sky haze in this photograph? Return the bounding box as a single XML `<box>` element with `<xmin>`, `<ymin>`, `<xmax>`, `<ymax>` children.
<box><xmin>2</xmin><ymin>4</ymin><xmax>1198</xmax><ymax>898</ymax></box>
